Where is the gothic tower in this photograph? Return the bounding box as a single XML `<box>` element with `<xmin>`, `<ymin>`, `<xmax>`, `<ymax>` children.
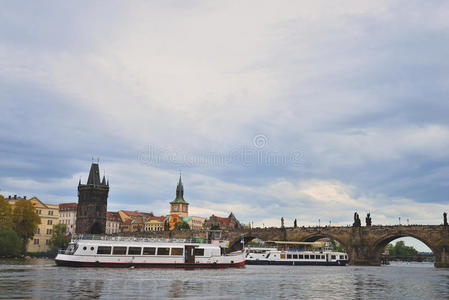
<box><xmin>169</xmin><ymin>175</ymin><xmax>189</xmax><ymax>218</ymax></box>
<box><xmin>76</xmin><ymin>162</ymin><xmax>109</xmax><ymax>234</ymax></box>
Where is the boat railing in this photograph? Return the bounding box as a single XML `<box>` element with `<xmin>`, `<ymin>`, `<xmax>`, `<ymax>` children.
<box><xmin>71</xmin><ymin>234</ymin><xmax>225</xmax><ymax>245</ymax></box>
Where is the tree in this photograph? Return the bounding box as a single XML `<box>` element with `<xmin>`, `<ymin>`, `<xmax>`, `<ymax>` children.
<box><xmin>386</xmin><ymin>241</ymin><xmax>418</xmax><ymax>256</ymax></box>
<box><xmin>11</xmin><ymin>200</ymin><xmax>41</xmax><ymax>251</ymax></box>
<box><xmin>0</xmin><ymin>195</ymin><xmax>12</xmax><ymax>228</ymax></box>
<box><xmin>48</xmin><ymin>224</ymin><xmax>71</xmax><ymax>256</ymax></box>
<box><xmin>0</xmin><ymin>227</ymin><xmax>22</xmax><ymax>257</ymax></box>
<box><xmin>174</xmin><ymin>221</ymin><xmax>190</xmax><ymax>230</ymax></box>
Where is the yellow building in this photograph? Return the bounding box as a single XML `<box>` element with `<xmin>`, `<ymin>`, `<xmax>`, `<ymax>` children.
<box><xmin>144</xmin><ymin>219</ymin><xmax>164</xmax><ymax>232</ymax></box>
<box><xmin>7</xmin><ymin>195</ymin><xmax>59</xmax><ymax>253</ymax></box>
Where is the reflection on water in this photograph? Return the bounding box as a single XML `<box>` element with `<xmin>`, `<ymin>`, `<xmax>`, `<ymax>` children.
<box><xmin>0</xmin><ymin>259</ymin><xmax>448</xmax><ymax>299</ymax></box>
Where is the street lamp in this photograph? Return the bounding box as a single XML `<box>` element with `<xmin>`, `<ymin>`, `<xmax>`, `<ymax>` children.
<box><xmin>399</xmin><ymin>217</ymin><xmax>401</xmax><ymax>225</ymax></box>
<box><xmin>318</xmin><ymin>219</ymin><xmax>320</xmax><ymax>227</ymax></box>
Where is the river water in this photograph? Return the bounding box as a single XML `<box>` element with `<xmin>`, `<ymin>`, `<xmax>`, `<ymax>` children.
<box><xmin>0</xmin><ymin>259</ymin><xmax>448</xmax><ymax>299</ymax></box>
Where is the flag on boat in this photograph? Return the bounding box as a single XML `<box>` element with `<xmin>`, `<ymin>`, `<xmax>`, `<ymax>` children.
<box><xmin>65</xmin><ymin>232</ymin><xmax>72</xmax><ymax>238</ymax></box>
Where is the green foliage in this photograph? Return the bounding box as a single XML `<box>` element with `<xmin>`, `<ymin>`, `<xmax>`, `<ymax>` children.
<box><xmin>330</xmin><ymin>239</ymin><xmax>346</xmax><ymax>252</ymax></box>
<box><xmin>0</xmin><ymin>227</ymin><xmax>23</xmax><ymax>257</ymax></box>
<box><xmin>48</xmin><ymin>224</ymin><xmax>71</xmax><ymax>257</ymax></box>
<box><xmin>0</xmin><ymin>195</ymin><xmax>12</xmax><ymax>228</ymax></box>
<box><xmin>11</xmin><ymin>200</ymin><xmax>41</xmax><ymax>249</ymax></box>
<box><xmin>174</xmin><ymin>221</ymin><xmax>190</xmax><ymax>230</ymax></box>
<box><xmin>386</xmin><ymin>240</ymin><xmax>418</xmax><ymax>256</ymax></box>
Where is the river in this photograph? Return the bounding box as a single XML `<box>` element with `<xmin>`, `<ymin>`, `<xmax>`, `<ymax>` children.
<box><xmin>0</xmin><ymin>259</ymin><xmax>448</xmax><ymax>299</ymax></box>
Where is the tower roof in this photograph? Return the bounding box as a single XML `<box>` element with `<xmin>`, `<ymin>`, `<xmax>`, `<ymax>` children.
<box><xmin>87</xmin><ymin>163</ymin><xmax>101</xmax><ymax>185</ymax></box>
<box><xmin>170</xmin><ymin>174</ymin><xmax>188</xmax><ymax>204</ymax></box>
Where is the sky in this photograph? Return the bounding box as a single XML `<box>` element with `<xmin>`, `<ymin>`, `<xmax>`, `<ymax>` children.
<box><xmin>1</xmin><ymin>1</ymin><xmax>448</xmax><ymax>252</ymax></box>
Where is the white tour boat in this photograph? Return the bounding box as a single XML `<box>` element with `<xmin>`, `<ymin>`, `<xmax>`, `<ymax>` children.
<box><xmin>245</xmin><ymin>241</ymin><xmax>349</xmax><ymax>266</ymax></box>
<box><xmin>55</xmin><ymin>236</ymin><xmax>245</xmax><ymax>268</ymax></box>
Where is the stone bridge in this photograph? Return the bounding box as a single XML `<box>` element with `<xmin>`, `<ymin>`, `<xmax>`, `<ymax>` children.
<box><xmin>224</xmin><ymin>225</ymin><xmax>449</xmax><ymax>268</ymax></box>
<box><xmin>132</xmin><ymin>225</ymin><xmax>449</xmax><ymax>268</ymax></box>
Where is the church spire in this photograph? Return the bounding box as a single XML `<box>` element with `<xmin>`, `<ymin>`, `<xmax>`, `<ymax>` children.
<box><xmin>172</xmin><ymin>173</ymin><xmax>186</xmax><ymax>203</ymax></box>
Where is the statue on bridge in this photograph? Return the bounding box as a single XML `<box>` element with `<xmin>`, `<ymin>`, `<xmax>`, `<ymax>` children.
<box><xmin>366</xmin><ymin>213</ymin><xmax>372</xmax><ymax>227</ymax></box>
<box><xmin>444</xmin><ymin>212</ymin><xmax>448</xmax><ymax>227</ymax></box>
<box><xmin>281</xmin><ymin>217</ymin><xmax>284</xmax><ymax>228</ymax></box>
<box><xmin>294</xmin><ymin>218</ymin><xmax>297</xmax><ymax>228</ymax></box>
<box><xmin>353</xmin><ymin>212</ymin><xmax>361</xmax><ymax>227</ymax></box>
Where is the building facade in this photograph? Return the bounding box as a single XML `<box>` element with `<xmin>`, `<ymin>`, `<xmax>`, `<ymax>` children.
<box><xmin>186</xmin><ymin>216</ymin><xmax>206</xmax><ymax>230</ymax></box>
<box><xmin>106</xmin><ymin>212</ymin><xmax>121</xmax><ymax>234</ymax></box>
<box><xmin>203</xmin><ymin>212</ymin><xmax>241</xmax><ymax>231</ymax></box>
<box><xmin>76</xmin><ymin>162</ymin><xmax>109</xmax><ymax>234</ymax></box>
<box><xmin>59</xmin><ymin>202</ymin><xmax>77</xmax><ymax>234</ymax></box>
<box><xmin>144</xmin><ymin>219</ymin><xmax>164</xmax><ymax>232</ymax></box>
<box><xmin>8</xmin><ymin>196</ymin><xmax>59</xmax><ymax>253</ymax></box>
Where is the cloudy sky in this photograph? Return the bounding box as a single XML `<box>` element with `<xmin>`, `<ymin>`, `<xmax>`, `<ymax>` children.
<box><xmin>1</xmin><ymin>1</ymin><xmax>448</xmax><ymax>250</ymax></box>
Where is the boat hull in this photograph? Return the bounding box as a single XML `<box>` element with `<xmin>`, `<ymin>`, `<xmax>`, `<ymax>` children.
<box><xmin>246</xmin><ymin>259</ymin><xmax>348</xmax><ymax>266</ymax></box>
<box><xmin>55</xmin><ymin>259</ymin><xmax>245</xmax><ymax>268</ymax></box>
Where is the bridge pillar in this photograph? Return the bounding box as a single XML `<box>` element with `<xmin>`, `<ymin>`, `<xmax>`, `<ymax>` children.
<box><xmin>348</xmin><ymin>227</ymin><xmax>381</xmax><ymax>266</ymax></box>
<box><xmin>434</xmin><ymin>247</ymin><xmax>449</xmax><ymax>268</ymax></box>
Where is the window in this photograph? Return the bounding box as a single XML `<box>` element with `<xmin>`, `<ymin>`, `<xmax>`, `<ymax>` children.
<box><xmin>280</xmin><ymin>253</ymin><xmax>286</xmax><ymax>259</ymax></box>
<box><xmin>46</xmin><ymin>229</ymin><xmax>52</xmax><ymax>235</ymax></box>
<box><xmin>48</xmin><ymin>211</ymin><xmax>53</xmax><ymax>216</ymax></box>
<box><xmin>172</xmin><ymin>205</ymin><xmax>179</xmax><ymax>212</ymax></box>
<box><xmin>299</xmin><ymin>255</ymin><xmax>304</xmax><ymax>259</ymax></box>
<box><xmin>47</xmin><ymin>220</ymin><xmax>52</xmax><ymax>225</ymax></box>
<box><xmin>128</xmin><ymin>247</ymin><xmax>142</xmax><ymax>255</ymax></box>
<box><xmin>182</xmin><ymin>206</ymin><xmax>187</xmax><ymax>212</ymax></box>
<box><xmin>36</xmin><ymin>209</ymin><xmax>41</xmax><ymax>215</ymax></box>
<box><xmin>287</xmin><ymin>254</ymin><xmax>292</xmax><ymax>259</ymax></box>
<box><xmin>304</xmin><ymin>255</ymin><xmax>309</xmax><ymax>259</ymax></box>
<box><xmin>157</xmin><ymin>248</ymin><xmax>170</xmax><ymax>255</ymax></box>
<box><xmin>34</xmin><ymin>239</ymin><xmax>39</xmax><ymax>245</ymax></box>
<box><xmin>36</xmin><ymin>228</ymin><xmax>40</xmax><ymax>234</ymax></box>
<box><xmin>194</xmin><ymin>248</ymin><xmax>204</xmax><ymax>256</ymax></box>
<box><xmin>46</xmin><ymin>239</ymin><xmax>50</xmax><ymax>245</ymax></box>
<box><xmin>331</xmin><ymin>255</ymin><xmax>336</xmax><ymax>260</ymax></box>
<box><xmin>97</xmin><ymin>246</ymin><xmax>112</xmax><ymax>255</ymax></box>
<box><xmin>310</xmin><ymin>255</ymin><xmax>315</xmax><ymax>259</ymax></box>
<box><xmin>171</xmin><ymin>248</ymin><xmax>183</xmax><ymax>256</ymax></box>
<box><xmin>340</xmin><ymin>255</ymin><xmax>345</xmax><ymax>259</ymax></box>
<box><xmin>293</xmin><ymin>254</ymin><xmax>298</xmax><ymax>259</ymax></box>
<box><xmin>143</xmin><ymin>247</ymin><xmax>156</xmax><ymax>255</ymax></box>
<box><xmin>321</xmin><ymin>255</ymin><xmax>325</xmax><ymax>259</ymax></box>
<box><xmin>113</xmin><ymin>247</ymin><xmax>127</xmax><ymax>255</ymax></box>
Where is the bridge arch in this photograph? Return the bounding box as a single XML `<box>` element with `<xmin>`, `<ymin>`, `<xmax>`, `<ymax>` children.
<box><xmin>300</xmin><ymin>233</ymin><xmax>350</xmax><ymax>253</ymax></box>
<box><xmin>372</xmin><ymin>233</ymin><xmax>435</xmax><ymax>257</ymax></box>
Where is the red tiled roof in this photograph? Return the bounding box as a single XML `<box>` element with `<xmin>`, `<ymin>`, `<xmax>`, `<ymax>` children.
<box><xmin>107</xmin><ymin>211</ymin><xmax>121</xmax><ymax>221</ymax></box>
<box><xmin>120</xmin><ymin>210</ymin><xmax>153</xmax><ymax>218</ymax></box>
<box><xmin>59</xmin><ymin>203</ymin><xmax>78</xmax><ymax>211</ymax></box>
<box><xmin>149</xmin><ymin>216</ymin><xmax>165</xmax><ymax>222</ymax></box>
<box><xmin>216</xmin><ymin>217</ymin><xmax>231</xmax><ymax>224</ymax></box>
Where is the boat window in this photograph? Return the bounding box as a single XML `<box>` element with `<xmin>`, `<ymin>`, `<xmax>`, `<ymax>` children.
<box><xmin>280</xmin><ymin>254</ymin><xmax>286</xmax><ymax>259</ymax></box>
<box><xmin>113</xmin><ymin>247</ymin><xmax>127</xmax><ymax>255</ymax></box>
<box><xmin>97</xmin><ymin>246</ymin><xmax>112</xmax><ymax>255</ymax></box>
<box><xmin>143</xmin><ymin>247</ymin><xmax>156</xmax><ymax>255</ymax></box>
<box><xmin>157</xmin><ymin>248</ymin><xmax>170</xmax><ymax>255</ymax></box>
<box><xmin>128</xmin><ymin>247</ymin><xmax>142</xmax><ymax>255</ymax></box>
<box><xmin>287</xmin><ymin>254</ymin><xmax>292</xmax><ymax>259</ymax></box>
<box><xmin>171</xmin><ymin>248</ymin><xmax>183</xmax><ymax>256</ymax></box>
<box><xmin>299</xmin><ymin>255</ymin><xmax>304</xmax><ymax>259</ymax></box>
<box><xmin>293</xmin><ymin>254</ymin><xmax>298</xmax><ymax>259</ymax></box>
<box><xmin>340</xmin><ymin>255</ymin><xmax>345</xmax><ymax>259</ymax></box>
<box><xmin>321</xmin><ymin>255</ymin><xmax>325</xmax><ymax>259</ymax></box>
<box><xmin>304</xmin><ymin>255</ymin><xmax>309</xmax><ymax>259</ymax></box>
<box><xmin>345</xmin><ymin>255</ymin><xmax>348</xmax><ymax>259</ymax></box>
<box><xmin>310</xmin><ymin>255</ymin><xmax>315</xmax><ymax>259</ymax></box>
<box><xmin>331</xmin><ymin>255</ymin><xmax>336</xmax><ymax>260</ymax></box>
<box><xmin>194</xmin><ymin>248</ymin><xmax>204</xmax><ymax>256</ymax></box>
